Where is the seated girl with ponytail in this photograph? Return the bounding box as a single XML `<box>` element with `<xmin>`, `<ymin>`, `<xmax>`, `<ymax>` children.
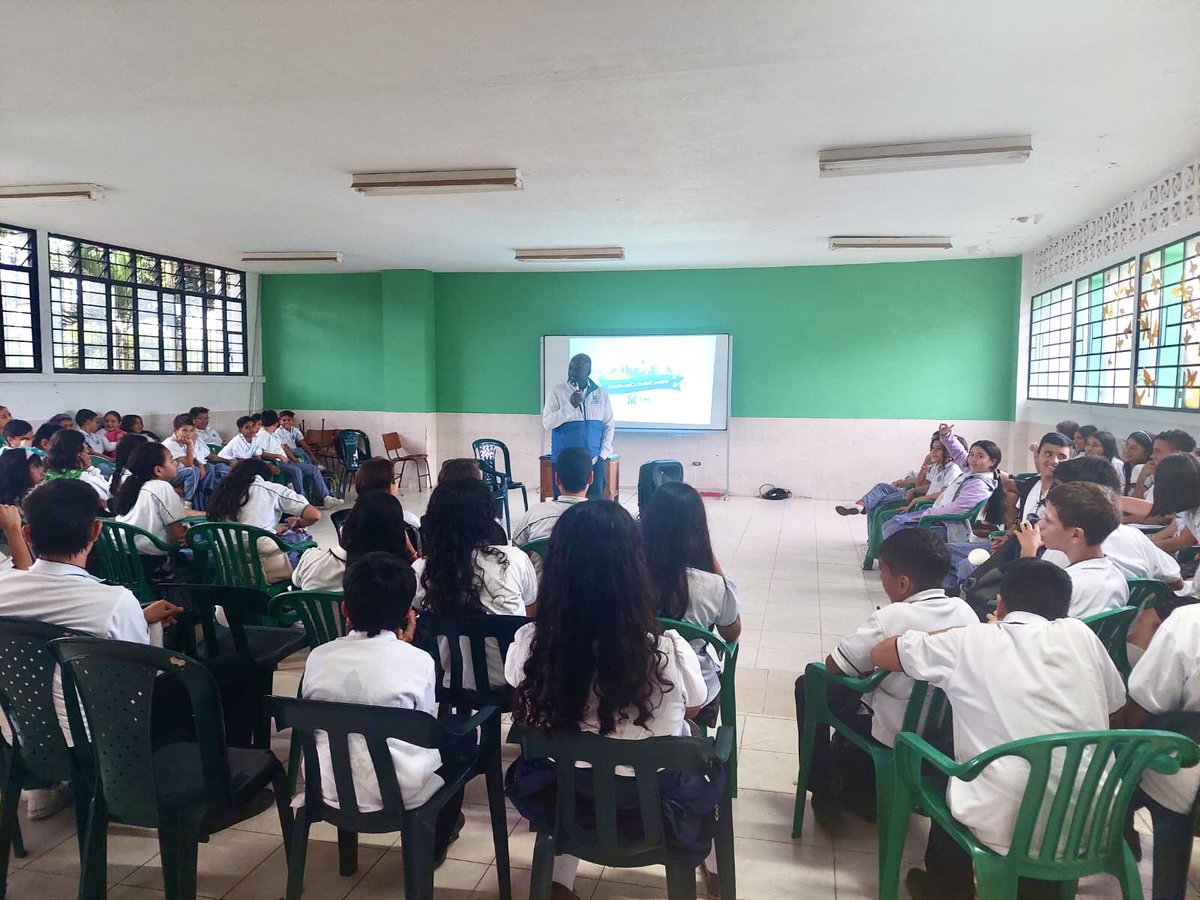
<box><xmin>113</xmin><ymin>442</ymin><xmax>190</xmax><ymax>576</ymax></box>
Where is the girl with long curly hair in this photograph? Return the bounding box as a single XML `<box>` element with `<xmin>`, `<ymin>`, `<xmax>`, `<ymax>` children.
<box><xmin>504</xmin><ymin>500</ymin><xmax>722</xmax><ymax>899</ymax></box>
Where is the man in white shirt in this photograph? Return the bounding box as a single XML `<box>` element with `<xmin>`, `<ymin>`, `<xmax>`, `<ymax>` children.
<box><xmin>541</xmin><ymin>354</ymin><xmax>614</xmax><ymax>500</ymax></box>
<box><xmin>871</xmin><ymin>558</ymin><xmax>1126</xmax><ymax>899</ymax></box>
<box><xmin>218</xmin><ymin>416</ymin><xmax>260</xmax><ymax>463</ymax></box>
<box><xmin>161</xmin><ymin>413</ymin><xmax>213</xmax><ymax>508</ymax></box>
<box><xmin>302</xmin><ymin>552</ymin><xmax>466</xmax><ymax>864</ymax></box>
<box><xmin>1015</xmin><ymin>481</ymin><xmax>1128</xmax><ymax>617</ymax></box>
<box><xmin>796</xmin><ymin>529</ymin><xmax>977</xmax><ymax>823</ymax></box>
<box><xmin>1125</xmin><ymin>603</ymin><xmax>1200</xmax><ymax>899</ymax></box>
<box><xmin>511</xmin><ymin>446</ymin><xmax>592</xmax><ymax>547</ymax></box>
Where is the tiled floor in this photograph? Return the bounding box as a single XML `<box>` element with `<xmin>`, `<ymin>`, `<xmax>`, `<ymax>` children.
<box><xmin>11</xmin><ymin>494</ymin><xmax>1200</xmax><ymax>898</ymax></box>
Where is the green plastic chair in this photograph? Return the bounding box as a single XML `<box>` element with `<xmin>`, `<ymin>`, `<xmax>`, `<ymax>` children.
<box><xmin>510</xmin><ymin>725</ymin><xmax>736</xmax><ymax>900</ymax></box>
<box><xmin>1082</xmin><ymin>605</ymin><xmax>1139</xmax><ymax>682</ymax></box>
<box><xmin>657</xmin><ymin>616</ymin><xmax>740</xmax><ymax>796</ymax></box>
<box><xmin>917</xmin><ymin>495</ymin><xmax>991</xmax><ymax>534</ymax></box>
<box><xmin>863</xmin><ymin>494</ymin><xmax>923</xmax><ymax>570</ymax></box>
<box><xmin>519</xmin><ymin>537</ymin><xmax>549</xmax><ymax>563</ymax></box>
<box><xmin>185</xmin><ymin>521</ymin><xmax>316</xmax><ymax>598</ymax></box>
<box><xmin>792</xmin><ymin>663</ymin><xmax>950</xmax><ymax>876</ymax></box>
<box><xmin>1127</xmin><ymin>578</ymin><xmax>1179</xmax><ymax>613</ymax></box>
<box><xmin>94</xmin><ymin>519</ymin><xmax>183</xmax><ymax>606</ymax></box>
<box><xmin>880</xmin><ymin>729</ymin><xmax>1200</xmax><ymax>900</ymax></box>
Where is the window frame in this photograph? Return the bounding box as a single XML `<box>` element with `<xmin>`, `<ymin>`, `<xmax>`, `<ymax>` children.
<box><xmin>47</xmin><ymin>232</ymin><xmax>247</xmax><ymax>376</ymax></box>
<box><xmin>1068</xmin><ymin>258</ymin><xmax>1137</xmax><ymax>408</ymax></box>
<box><xmin>0</xmin><ymin>222</ymin><xmax>42</xmax><ymax>373</ymax></box>
<box><xmin>1132</xmin><ymin>229</ymin><xmax>1200</xmax><ymax>412</ymax></box>
<box><xmin>1026</xmin><ymin>280</ymin><xmax>1074</xmax><ymax>402</ymax></box>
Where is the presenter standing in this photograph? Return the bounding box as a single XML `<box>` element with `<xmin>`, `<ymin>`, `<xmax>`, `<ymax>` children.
<box><xmin>542</xmin><ymin>353</ymin><xmax>614</xmax><ymax>499</ymax></box>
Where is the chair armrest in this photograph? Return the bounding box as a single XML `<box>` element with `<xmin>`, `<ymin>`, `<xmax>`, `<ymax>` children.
<box><xmin>806</xmin><ymin>660</ymin><xmax>889</xmax><ymax>694</ymax></box>
<box><xmin>260</xmin><ymin>528</ymin><xmax>317</xmax><ymax>555</ymax></box>
<box><xmin>712</xmin><ymin>725</ymin><xmax>735</xmax><ymax>763</ymax></box>
<box><xmin>267</xmin><ymin>594</ymin><xmax>297</xmax><ymax>622</ymax></box>
<box><xmin>444</xmin><ymin>705</ymin><xmax>500</xmax><ymax>737</ymax></box>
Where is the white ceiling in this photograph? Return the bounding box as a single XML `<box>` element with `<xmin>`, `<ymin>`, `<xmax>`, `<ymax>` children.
<box><xmin>2</xmin><ymin>0</ymin><xmax>1199</xmax><ymax>273</ymax></box>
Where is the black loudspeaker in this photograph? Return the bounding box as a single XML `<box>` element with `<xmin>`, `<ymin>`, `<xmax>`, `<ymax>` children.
<box><xmin>638</xmin><ymin>459</ymin><xmax>685</xmax><ymax>512</ymax></box>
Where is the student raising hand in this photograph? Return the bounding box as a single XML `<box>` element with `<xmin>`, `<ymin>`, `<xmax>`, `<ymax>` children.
<box><xmin>938</xmin><ymin>423</ymin><xmax>955</xmax><ymax>438</ymax></box>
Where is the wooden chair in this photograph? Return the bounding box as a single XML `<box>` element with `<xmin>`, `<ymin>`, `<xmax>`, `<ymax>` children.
<box><xmin>383</xmin><ymin>432</ymin><xmax>432</xmax><ymax>492</ymax></box>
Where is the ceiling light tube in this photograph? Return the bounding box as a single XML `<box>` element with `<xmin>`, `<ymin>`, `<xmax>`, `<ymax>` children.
<box><xmin>0</xmin><ymin>183</ymin><xmax>105</xmax><ymax>201</ymax></box>
<box><xmin>241</xmin><ymin>251</ymin><xmax>344</xmax><ymax>263</ymax></box>
<box><xmin>515</xmin><ymin>247</ymin><xmax>625</xmax><ymax>262</ymax></box>
<box><xmin>828</xmin><ymin>236</ymin><xmax>953</xmax><ymax>250</ymax></box>
<box><xmin>819</xmin><ymin>136</ymin><xmax>1032</xmax><ymax>177</ymax></box>
<box><xmin>352</xmin><ymin>168</ymin><xmax>522</xmax><ymax>195</ymax></box>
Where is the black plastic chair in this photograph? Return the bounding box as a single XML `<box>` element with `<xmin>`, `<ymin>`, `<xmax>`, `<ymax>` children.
<box><xmin>161</xmin><ymin>583</ymin><xmax>309</xmax><ymax>748</ymax></box>
<box><xmin>271</xmin><ymin>696</ymin><xmax>512</xmax><ymax>900</ymax></box>
<box><xmin>510</xmin><ymin>725</ymin><xmax>736</xmax><ymax>900</ymax></box>
<box><xmin>330</xmin><ymin>507</ymin><xmax>351</xmax><ymax>539</ymax></box>
<box><xmin>414</xmin><ymin>614</ymin><xmax>525</xmax><ymax>714</ymax></box>
<box><xmin>473</xmin><ymin>439</ymin><xmax>528</xmax><ymax>538</ymax></box>
<box><xmin>51</xmin><ymin>637</ymin><xmax>293</xmax><ymax>900</ymax></box>
<box><xmin>335</xmin><ymin>430</ymin><xmax>371</xmax><ymax>499</ymax></box>
<box><xmin>0</xmin><ymin>619</ymin><xmax>93</xmax><ymax>896</ymax></box>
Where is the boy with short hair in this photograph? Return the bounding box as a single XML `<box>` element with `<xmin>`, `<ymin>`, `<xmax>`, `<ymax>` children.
<box><xmin>794</xmin><ymin>529</ymin><xmax>977</xmax><ymax>821</ymax></box>
<box><xmin>75</xmin><ymin>408</ymin><xmax>114</xmax><ymax>460</ymax></box>
<box><xmin>217</xmin><ymin>416</ymin><xmax>259</xmax><ymax>463</ymax></box>
<box><xmin>278</xmin><ymin>410</ymin><xmax>320</xmax><ymax>462</ymax></box>
<box><xmin>1014</xmin><ymin>481</ymin><xmax>1127</xmax><ymax>617</ymax></box>
<box><xmin>512</xmin><ymin>446</ymin><xmax>593</xmax><ymax>545</ymax></box>
<box><xmin>161</xmin><ymin>413</ymin><xmax>214</xmax><ymax>508</ymax></box>
<box><xmin>301</xmin><ymin>552</ymin><xmax>466</xmax><ymax>863</ymax></box>
<box><xmin>870</xmin><ymin>558</ymin><xmax>1126</xmax><ymax>899</ymax></box>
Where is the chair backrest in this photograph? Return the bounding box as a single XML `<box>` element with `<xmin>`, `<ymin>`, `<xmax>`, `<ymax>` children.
<box><xmin>335</xmin><ymin>430</ymin><xmax>365</xmax><ymax>471</ymax></box>
<box><xmin>185</xmin><ymin>521</ymin><xmax>275</xmax><ymax>591</ymax></box>
<box><xmin>271</xmin><ymin>696</ymin><xmax>453</xmax><ymax>830</ymax></box>
<box><xmin>0</xmin><ymin>618</ymin><xmax>88</xmax><ymax>783</ymax></box>
<box><xmin>415</xmin><ymin>613</ymin><xmax>526</xmax><ymax>709</ymax></box>
<box><xmin>50</xmin><ymin>637</ymin><xmax>232</xmax><ymax>827</ymax></box>
<box><xmin>330</xmin><ymin>507</ymin><xmax>351</xmax><ymax>539</ymax></box>
<box><xmin>1082</xmin><ymin>605</ymin><xmax>1138</xmax><ymax>679</ymax></box>
<box><xmin>656</xmin><ymin>616</ymin><xmax>736</xmax><ymax>668</ymax></box>
<box><xmin>472</xmin><ymin>439</ymin><xmax>512</xmax><ymax>479</ymax></box>
<box><xmin>94</xmin><ymin>520</ymin><xmax>160</xmax><ymax>605</ymax></box>
<box><xmin>519</xmin><ymin>538</ymin><xmax>549</xmax><ymax>571</ymax></box>
<box><xmin>381</xmin><ymin>432</ymin><xmax>403</xmax><ymax>454</ymax></box>
<box><xmin>899</xmin><ymin>679</ymin><xmax>953</xmax><ymax>753</ymax></box>
<box><xmin>510</xmin><ymin>726</ymin><xmax>726</xmax><ymax>866</ymax></box>
<box><xmin>1127</xmin><ymin>578</ymin><xmax>1177</xmax><ymax>613</ymax></box>
<box><xmin>160</xmin><ymin>583</ymin><xmax>276</xmax><ymax>659</ymax></box>
<box><xmin>898</xmin><ymin>729</ymin><xmax>1199</xmax><ymax>867</ymax></box>
<box><xmin>272</xmin><ymin>590</ymin><xmax>345</xmax><ymax>649</ymax></box>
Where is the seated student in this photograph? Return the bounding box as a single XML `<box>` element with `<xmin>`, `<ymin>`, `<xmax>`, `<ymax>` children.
<box><xmin>75</xmin><ymin>408</ymin><xmax>115</xmax><ymax>476</ymax></box>
<box><xmin>796</xmin><ymin>529</ymin><xmax>976</xmax><ymax>822</ymax></box>
<box><xmin>1</xmin><ymin>419</ymin><xmax>33</xmax><ymax>453</ymax></box>
<box><xmin>47</xmin><ymin>413</ymin><xmax>75</xmax><ymax>431</ymax></box>
<box><xmin>1083</xmin><ymin>429</ymin><xmax>1125</xmax><ymax>482</ymax></box>
<box><xmin>1132</xmin><ymin>428</ymin><xmax>1197</xmax><ymax>503</ymax></box>
<box><xmin>0</xmin><ymin>480</ymin><xmax>182</xmax><ymax>815</ymax></box>
<box><xmin>278</xmin><ymin>410</ymin><xmax>321</xmax><ymax>463</ymax></box>
<box><xmin>258</xmin><ymin>409</ymin><xmax>339</xmax><ymax>508</ymax></box>
<box><xmin>188</xmin><ymin>406</ymin><xmax>231</xmax><ymax>484</ymax></box>
<box><xmin>438</xmin><ymin>457</ymin><xmax>482</xmax><ymax>483</ymax></box>
<box><xmin>504</xmin><ymin>500</ymin><xmax>718</xmax><ymax>899</ymax></box>
<box><xmin>292</xmin><ymin>491</ymin><xmax>415</xmax><ymax>591</ymax></box>
<box><xmin>354</xmin><ymin>457</ymin><xmax>424</xmax><ymax>533</ymax></box>
<box><xmin>511</xmin><ymin>446</ymin><xmax>592</xmax><ymax>546</ymax></box>
<box><xmin>102</xmin><ymin>409</ymin><xmax>126</xmax><ymax>448</ymax></box>
<box><xmin>1074</xmin><ymin>424</ymin><xmax>1098</xmax><ymax>456</ymax></box>
<box><xmin>300</xmin><ymin>551</ymin><xmax>466</xmax><ymax>864</ymax></box>
<box><xmin>1124</xmin><ymin>603</ymin><xmax>1200</xmax><ymax>900</ymax></box>
<box><xmin>206</xmin><ymin>459</ymin><xmax>321</xmax><ymax>583</ymax></box>
<box><xmin>114</xmin><ymin>442</ymin><xmax>188</xmax><ymax>565</ymax></box>
<box><xmin>121</xmin><ymin>413</ymin><xmax>159</xmax><ymax>442</ymax></box>
<box><xmin>41</xmin><ymin>428</ymin><xmax>111</xmax><ymax>508</ymax></box>
<box><xmin>161</xmin><ymin>414</ymin><xmax>213</xmax><ymax>510</ymax></box>
<box><xmin>1015</xmin><ymin>481</ymin><xmax>1128</xmax><ymax>617</ymax></box>
<box><xmin>882</xmin><ymin>424</ymin><xmax>1001</xmax><ymax>543</ymax></box>
<box><xmin>1121</xmin><ymin>430</ymin><xmax>1153</xmax><ymax>496</ymax></box>
<box><xmin>217</xmin><ymin>416</ymin><xmax>259</xmax><ymax>463</ymax></box>
<box><xmin>0</xmin><ymin>448</ymin><xmax>43</xmax><ymax>507</ymax></box>
<box><xmin>109</xmin><ymin>433</ymin><xmax>151</xmax><ymax>500</ymax></box>
<box><xmin>30</xmin><ymin>421</ymin><xmax>61</xmax><ymax>455</ymax></box>
<box><xmin>641</xmin><ymin>480</ymin><xmax>741</xmax><ymax>725</ymax></box>
<box><xmin>870</xmin><ymin>558</ymin><xmax>1126</xmax><ymax>900</ymax></box>
<box><xmin>837</xmin><ymin>431</ymin><xmax>960</xmax><ymax>517</ymax></box>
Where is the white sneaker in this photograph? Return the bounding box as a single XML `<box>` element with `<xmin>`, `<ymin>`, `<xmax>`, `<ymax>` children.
<box><xmin>322</xmin><ymin>496</ymin><xmax>344</xmax><ymax>509</ymax></box>
<box><xmin>25</xmin><ymin>783</ymin><xmax>71</xmax><ymax>820</ymax></box>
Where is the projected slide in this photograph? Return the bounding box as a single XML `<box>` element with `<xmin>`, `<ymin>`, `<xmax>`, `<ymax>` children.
<box><xmin>570</xmin><ymin>335</ymin><xmax>718</xmax><ymax>427</ymax></box>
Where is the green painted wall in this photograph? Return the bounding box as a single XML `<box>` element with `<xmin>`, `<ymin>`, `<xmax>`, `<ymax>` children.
<box><xmin>434</xmin><ymin>257</ymin><xmax>1021</xmax><ymax>420</ymax></box>
<box><xmin>261</xmin><ymin>256</ymin><xmax>1021</xmax><ymax>420</ymax></box>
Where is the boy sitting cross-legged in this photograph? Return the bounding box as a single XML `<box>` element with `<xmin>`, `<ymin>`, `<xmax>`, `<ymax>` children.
<box><xmin>794</xmin><ymin>528</ymin><xmax>977</xmax><ymax>823</ymax></box>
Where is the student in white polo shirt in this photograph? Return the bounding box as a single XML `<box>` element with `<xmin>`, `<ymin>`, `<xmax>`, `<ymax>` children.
<box><xmin>1014</xmin><ymin>481</ymin><xmax>1128</xmax><ymax>618</ymax></box>
<box><xmin>217</xmin><ymin>416</ymin><xmax>259</xmax><ymax>463</ymax></box>
<box><xmin>292</xmin><ymin>492</ymin><xmax>415</xmax><ymax>591</ymax></box>
<box><xmin>113</xmin><ymin>442</ymin><xmax>188</xmax><ymax>558</ymax></box>
<box><xmin>301</xmin><ymin>551</ymin><xmax>467</xmax><ymax>864</ymax></box>
<box><xmin>871</xmin><ymin>558</ymin><xmax>1126</xmax><ymax>899</ymax></box>
<box><xmin>511</xmin><ymin>446</ymin><xmax>592</xmax><ymax>547</ymax></box>
<box><xmin>161</xmin><ymin>413</ymin><xmax>214</xmax><ymax>510</ymax></box>
<box><xmin>795</xmin><ymin>528</ymin><xmax>976</xmax><ymax>822</ymax></box>
<box><xmin>258</xmin><ymin>410</ymin><xmax>339</xmax><ymax>509</ymax></box>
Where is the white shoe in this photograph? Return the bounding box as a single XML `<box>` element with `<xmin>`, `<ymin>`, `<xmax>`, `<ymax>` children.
<box><xmin>322</xmin><ymin>496</ymin><xmax>344</xmax><ymax>508</ymax></box>
<box><xmin>25</xmin><ymin>783</ymin><xmax>71</xmax><ymax>820</ymax></box>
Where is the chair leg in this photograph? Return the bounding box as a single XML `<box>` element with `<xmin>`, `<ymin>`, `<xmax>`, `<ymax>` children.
<box><xmin>336</xmin><ymin>827</ymin><xmax>358</xmax><ymax>876</ymax></box>
<box><xmin>78</xmin><ymin>795</ymin><xmax>109</xmax><ymax>900</ymax></box>
<box><xmin>877</xmin><ymin>781</ymin><xmax>911</xmax><ymax>900</ymax></box>
<box><xmin>501</xmin><ymin>495</ymin><xmax>512</xmax><ymax>540</ymax></box>
<box><xmin>664</xmin><ymin>854</ymin><xmax>698</xmax><ymax>899</ymax></box>
<box><xmin>791</xmin><ymin>713</ymin><xmax>817</xmax><ymax>838</ymax></box>
<box><xmin>272</xmin><ymin>771</ymin><xmax>295</xmax><ymax>861</ymax></box>
<box><xmin>397</xmin><ymin>460</ymin><xmax>408</xmax><ymax>489</ymax></box>
<box><xmin>0</xmin><ymin>759</ymin><xmax>22</xmax><ymax>896</ymax></box>
<box><xmin>285</xmin><ymin>807</ymin><xmax>312</xmax><ymax>900</ymax></box>
<box><xmin>528</xmin><ymin>833</ymin><xmax>556</xmax><ymax>900</ymax></box>
<box><xmin>158</xmin><ymin>822</ymin><xmax>199</xmax><ymax>900</ymax></box>
<box><xmin>715</xmin><ymin>795</ymin><xmax>736</xmax><ymax>900</ymax></box>
<box><xmin>971</xmin><ymin>853</ymin><xmax>1018</xmax><ymax>900</ymax></box>
<box><xmin>286</xmin><ymin>732</ymin><xmax>302</xmax><ymax>796</ymax></box>
<box><xmin>400</xmin><ymin>817</ymin><xmax>436</xmax><ymax>900</ymax></box>
<box><xmin>484</xmin><ymin>749</ymin><xmax>512</xmax><ymax>900</ymax></box>
<box><xmin>1117</xmin><ymin>843</ymin><xmax>1144</xmax><ymax>900</ymax></box>
<box><xmin>518</xmin><ymin>485</ymin><xmax>528</xmax><ymax>512</ymax></box>
<box><xmin>873</xmin><ymin>759</ymin><xmax>896</xmax><ymax>894</ymax></box>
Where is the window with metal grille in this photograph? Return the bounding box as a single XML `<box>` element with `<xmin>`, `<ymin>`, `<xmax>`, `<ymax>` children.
<box><xmin>1027</xmin><ymin>282</ymin><xmax>1073</xmax><ymax>401</ymax></box>
<box><xmin>48</xmin><ymin>234</ymin><xmax>245</xmax><ymax>375</ymax></box>
<box><xmin>1133</xmin><ymin>230</ymin><xmax>1200</xmax><ymax>411</ymax></box>
<box><xmin>0</xmin><ymin>223</ymin><xmax>41</xmax><ymax>372</ymax></box>
<box><xmin>1069</xmin><ymin>259</ymin><xmax>1137</xmax><ymax>406</ymax></box>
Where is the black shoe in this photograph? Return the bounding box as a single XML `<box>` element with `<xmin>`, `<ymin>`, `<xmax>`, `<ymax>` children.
<box><xmin>905</xmin><ymin>868</ymin><xmax>931</xmax><ymax>900</ymax></box>
<box><xmin>835</xmin><ymin>505</ymin><xmax>861</xmax><ymax>516</ymax></box>
<box><xmin>433</xmin><ymin>813</ymin><xmax>467</xmax><ymax>869</ymax></box>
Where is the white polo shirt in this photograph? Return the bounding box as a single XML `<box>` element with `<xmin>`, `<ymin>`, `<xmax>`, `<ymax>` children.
<box><xmin>1058</xmin><ymin>556</ymin><xmax>1129</xmax><ymax>618</ymax></box>
<box><xmin>162</xmin><ymin>436</ymin><xmax>210</xmax><ymax>466</ymax></box>
<box><xmin>511</xmin><ymin>496</ymin><xmax>587</xmax><ymax>546</ymax></box>
<box><xmin>277</xmin><ymin>427</ymin><xmax>304</xmax><ymax>450</ymax></box>
<box><xmin>301</xmin><ymin>630</ymin><xmax>443</xmax><ymax>812</ymax></box>
<box><xmin>218</xmin><ymin>433</ymin><xmax>257</xmax><ymax>462</ymax></box>
<box><xmin>252</xmin><ymin>428</ymin><xmax>287</xmax><ymax>459</ymax></box>
<box><xmin>81</xmin><ymin>430</ymin><xmax>114</xmax><ymax>455</ymax></box>
<box><xmin>1041</xmin><ymin>525</ymin><xmax>1181</xmax><ymax>586</ymax></box>
<box><xmin>676</xmin><ymin>569</ymin><xmax>742</xmax><ymax>705</ymax></box>
<box><xmin>1128</xmin><ymin>604</ymin><xmax>1200</xmax><ymax>814</ymax></box>
<box><xmin>1021</xmin><ymin>479</ymin><xmax>1051</xmax><ymax>523</ymax></box>
<box><xmin>898</xmin><ymin>613</ymin><xmax>1125</xmax><ymax>852</ymax></box>
<box><xmin>292</xmin><ymin>547</ymin><xmax>347</xmax><ymax>592</ymax></box>
<box><xmin>196</xmin><ymin>426</ymin><xmax>224</xmax><ymax>452</ymax></box>
<box><xmin>237</xmin><ymin>476</ymin><xmax>310</xmax><ymax>531</ymax></box>
<box><xmin>926</xmin><ymin>462</ymin><xmax>962</xmax><ymax>497</ymax></box>
<box><xmin>116</xmin><ymin>479</ymin><xmax>186</xmax><ymax>555</ymax></box>
<box><xmin>831</xmin><ymin>589</ymin><xmax>979</xmax><ymax>747</ymax></box>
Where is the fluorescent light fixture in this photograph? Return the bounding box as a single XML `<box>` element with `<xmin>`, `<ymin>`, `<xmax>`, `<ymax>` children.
<box><xmin>829</xmin><ymin>236</ymin><xmax>953</xmax><ymax>250</ymax></box>
<box><xmin>819</xmin><ymin>136</ymin><xmax>1031</xmax><ymax>177</ymax></box>
<box><xmin>352</xmin><ymin>168</ymin><xmax>522</xmax><ymax>195</ymax></box>
<box><xmin>0</xmin><ymin>183</ymin><xmax>105</xmax><ymax>201</ymax></box>
<box><xmin>515</xmin><ymin>247</ymin><xmax>625</xmax><ymax>262</ymax></box>
<box><xmin>241</xmin><ymin>251</ymin><xmax>344</xmax><ymax>263</ymax></box>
